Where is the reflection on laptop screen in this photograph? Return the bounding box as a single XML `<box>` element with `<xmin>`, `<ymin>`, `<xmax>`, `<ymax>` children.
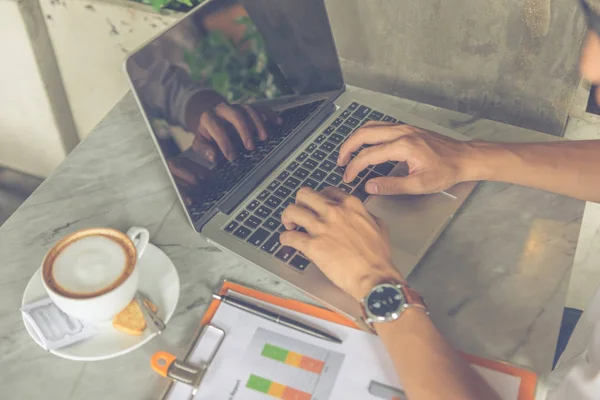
<box><xmin>126</xmin><ymin>0</ymin><xmax>343</xmax><ymax>228</ymax></box>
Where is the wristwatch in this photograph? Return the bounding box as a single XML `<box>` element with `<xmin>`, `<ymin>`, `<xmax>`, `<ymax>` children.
<box><xmin>361</xmin><ymin>282</ymin><xmax>428</xmax><ymax>327</ymax></box>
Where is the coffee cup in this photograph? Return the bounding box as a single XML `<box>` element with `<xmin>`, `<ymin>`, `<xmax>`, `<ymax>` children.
<box><xmin>41</xmin><ymin>226</ymin><xmax>149</xmax><ymax>323</ymax></box>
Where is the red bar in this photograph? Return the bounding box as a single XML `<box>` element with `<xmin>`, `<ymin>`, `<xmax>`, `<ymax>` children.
<box><xmin>281</xmin><ymin>386</ymin><xmax>312</xmax><ymax>400</ymax></box>
<box><xmin>298</xmin><ymin>356</ymin><xmax>324</xmax><ymax>374</ymax></box>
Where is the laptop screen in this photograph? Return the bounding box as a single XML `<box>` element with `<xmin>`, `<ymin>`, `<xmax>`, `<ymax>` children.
<box><xmin>125</xmin><ymin>0</ymin><xmax>343</xmax><ymax>228</ymax></box>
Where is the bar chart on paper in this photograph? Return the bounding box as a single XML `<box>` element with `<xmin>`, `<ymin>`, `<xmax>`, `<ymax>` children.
<box><xmin>246</xmin><ymin>374</ymin><xmax>312</xmax><ymax>400</ymax></box>
<box><xmin>261</xmin><ymin>343</ymin><xmax>325</xmax><ymax>374</ymax></box>
<box><xmin>240</xmin><ymin>328</ymin><xmax>345</xmax><ymax>399</ymax></box>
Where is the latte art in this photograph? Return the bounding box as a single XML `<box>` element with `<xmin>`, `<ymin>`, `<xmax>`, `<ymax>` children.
<box><xmin>53</xmin><ymin>236</ymin><xmax>128</xmax><ymax>294</ymax></box>
<box><xmin>42</xmin><ymin>229</ymin><xmax>137</xmax><ymax>299</ymax></box>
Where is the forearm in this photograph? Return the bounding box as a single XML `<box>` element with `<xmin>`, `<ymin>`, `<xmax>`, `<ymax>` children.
<box><xmin>376</xmin><ymin>309</ymin><xmax>500</xmax><ymax>400</ymax></box>
<box><xmin>464</xmin><ymin>140</ymin><xmax>600</xmax><ymax>202</ymax></box>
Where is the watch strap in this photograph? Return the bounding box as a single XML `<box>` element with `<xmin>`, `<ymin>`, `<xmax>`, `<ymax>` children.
<box><xmin>401</xmin><ymin>284</ymin><xmax>427</xmax><ymax>312</ymax></box>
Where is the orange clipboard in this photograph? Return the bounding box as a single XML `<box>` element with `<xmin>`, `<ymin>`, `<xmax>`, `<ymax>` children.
<box><xmin>153</xmin><ymin>280</ymin><xmax>537</xmax><ymax>400</ymax></box>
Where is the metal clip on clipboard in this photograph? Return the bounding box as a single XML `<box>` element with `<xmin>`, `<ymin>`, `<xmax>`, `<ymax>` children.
<box><xmin>151</xmin><ymin>324</ymin><xmax>226</xmax><ymax>400</ymax></box>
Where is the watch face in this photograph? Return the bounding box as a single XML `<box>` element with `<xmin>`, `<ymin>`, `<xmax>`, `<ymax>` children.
<box><xmin>367</xmin><ymin>284</ymin><xmax>404</xmax><ymax>319</ymax></box>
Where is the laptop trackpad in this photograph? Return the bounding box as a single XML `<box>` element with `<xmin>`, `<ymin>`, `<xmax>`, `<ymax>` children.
<box><xmin>365</xmin><ymin>190</ymin><xmax>457</xmax><ymax>256</ymax></box>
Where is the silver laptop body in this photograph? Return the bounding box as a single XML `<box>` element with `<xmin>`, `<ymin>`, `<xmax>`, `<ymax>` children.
<box><xmin>124</xmin><ymin>0</ymin><xmax>476</xmax><ymax>321</ymax></box>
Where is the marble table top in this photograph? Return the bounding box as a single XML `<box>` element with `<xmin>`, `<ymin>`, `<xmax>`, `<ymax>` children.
<box><xmin>0</xmin><ymin>86</ymin><xmax>584</xmax><ymax>399</ymax></box>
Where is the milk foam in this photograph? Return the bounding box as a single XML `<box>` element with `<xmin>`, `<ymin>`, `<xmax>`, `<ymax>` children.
<box><xmin>52</xmin><ymin>236</ymin><xmax>129</xmax><ymax>294</ymax></box>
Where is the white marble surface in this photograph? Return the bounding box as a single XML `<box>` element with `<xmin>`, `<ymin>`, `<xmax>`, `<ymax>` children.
<box><xmin>0</xmin><ymin>87</ymin><xmax>585</xmax><ymax>399</ymax></box>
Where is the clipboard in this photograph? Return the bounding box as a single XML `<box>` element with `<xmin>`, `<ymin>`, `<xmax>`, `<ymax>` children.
<box><xmin>151</xmin><ymin>280</ymin><xmax>537</xmax><ymax>400</ymax></box>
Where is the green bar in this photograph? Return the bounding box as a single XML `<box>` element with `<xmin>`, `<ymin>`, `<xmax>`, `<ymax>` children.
<box><xmin>261</xmin><ymin>343</ymin><xmax>289</xmax><ymax>362</ymax></box>
<box><xmin>246</xmin><ymin>374</ymin><xmax>272</xmax><ymax>393</ymax></box>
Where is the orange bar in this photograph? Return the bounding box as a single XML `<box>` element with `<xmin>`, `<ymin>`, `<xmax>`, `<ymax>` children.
<box><xmin>299</xmin><ymin>356</ymin><xmax>324</xmax><ymax>374</ymax></box>
<box><xmin>285</xmin><ymin>351</ymin><xmax>303</xmax><ymax>367</ymax></box>
<box><xmin>281</xmin><ymin>386</ymin><xmax>312</xmax><ymax>400</ymax></box>
<box><xmin>268</xmin><ymin>382</ymin><xmax>286</xmax><ymax>398</ymax></box>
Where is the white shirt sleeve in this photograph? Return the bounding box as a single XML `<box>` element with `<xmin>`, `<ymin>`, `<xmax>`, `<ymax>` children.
<box><xmin>545</xmin><ymin>286</ymin><xmax>600</xmax><ymax>397</ymax></box>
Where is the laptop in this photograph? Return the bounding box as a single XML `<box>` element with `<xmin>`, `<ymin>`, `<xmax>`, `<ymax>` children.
<box><xmin>124</xmin><ymin>0</ymin><xmax>476</xmax><ymax>322</ymax></box>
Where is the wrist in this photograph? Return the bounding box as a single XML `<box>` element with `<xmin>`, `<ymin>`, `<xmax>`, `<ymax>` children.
<box><xmin>460</xmin><ymin>141</ymin><xmax>517</xmax><ymax>182</ymax></box>
<box><xmin>373</xmin><ymin>305</ymin><xmax>430</xmax><ymax>335</ymax></box>
<box><xmin>350</xmin><ymin>265</ymin><xmax>405</xmax><ymax>301</ymax></box>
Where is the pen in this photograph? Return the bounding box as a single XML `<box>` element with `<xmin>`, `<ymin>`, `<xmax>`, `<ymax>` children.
<box><xmin>213</xmin><ymin>293</ymin><xmax>342</xmax><ymax>344</ymax></box>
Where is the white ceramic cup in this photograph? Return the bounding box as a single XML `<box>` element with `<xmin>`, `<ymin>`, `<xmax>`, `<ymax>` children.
<box><xmin>41</xmin><ymin>226</ymin><xmax>149</xmax><ymax>323</ymax></box>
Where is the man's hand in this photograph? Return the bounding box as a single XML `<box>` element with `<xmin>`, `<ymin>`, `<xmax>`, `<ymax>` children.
<box><xmin>280</xmin><ymin>189</ymin><xmax>501</xmax><ymax>400</ymax></box>
<box><xmin>338</xmin><ymin>122</ymin><xmax>476</xmax><ymax>195</ymax></box>
<box><xmin>189</xmin><ymin>102</ymin><xmax>282</xmax><ymax>163</ymax></box>
<box><xmin>280</xmin><ymin>187</ymin><xmax>404</xmax><ymax>301</ymax></box>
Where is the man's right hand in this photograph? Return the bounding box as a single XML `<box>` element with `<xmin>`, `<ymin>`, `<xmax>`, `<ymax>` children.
<box><xmin>280</xmin><ymin>187</ymin><xmax>404</xmax><ymax>301</ymax></box>
<box><xmin>337</xmin><ymin>123</ymin><xmax>479</xmax><ymax>195</ymax></box>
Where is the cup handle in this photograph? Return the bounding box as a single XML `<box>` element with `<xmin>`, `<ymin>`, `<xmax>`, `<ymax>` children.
<box><xmin>126</xmin><ymin>226</ymin><xmax>150</xmax><ymax>260</ymax></box>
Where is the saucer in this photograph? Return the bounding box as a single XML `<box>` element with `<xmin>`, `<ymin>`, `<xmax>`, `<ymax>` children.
<box><xmin>21</xmin><ymin>243</ymin><xmax>180</xmax><ymax>361</ymax></box>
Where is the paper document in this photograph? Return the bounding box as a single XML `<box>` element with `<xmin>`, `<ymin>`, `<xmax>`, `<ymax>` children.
<box><xmin>164</xmin><ymin>291</ymin><xmax>522</xmax><ymax>400</ymax></box>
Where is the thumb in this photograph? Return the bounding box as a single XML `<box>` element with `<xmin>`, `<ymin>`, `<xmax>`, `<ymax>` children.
<box><xmin>192</xmin><ymin>134</ymin><xmax>218</xmax><ymax>164</ymax></box>
<box><xmin>364</xmin><ymin>175</ymin><xmax>427</xmax><ymax>195</ymax></box>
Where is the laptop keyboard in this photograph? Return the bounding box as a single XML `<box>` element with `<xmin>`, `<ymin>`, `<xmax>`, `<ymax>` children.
<box><xmin>222</xmin><ymin>102</ymin><xmax>402</xmax><ymax>272</ymax></box>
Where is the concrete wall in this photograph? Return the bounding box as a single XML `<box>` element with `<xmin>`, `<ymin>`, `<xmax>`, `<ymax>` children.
<box><xmin>0</xmin><ymin>0</ymin><xmax>78</xmax><ymax>177</ymax></box>
<box><xmin>10</xmin><ymin>0</ymin><xmax>586</xmax><ymax>173</ymax></box>
<box><xmin>39</xmin><ymin>0</ymin><xmax>179</xmax><ymax>139</ymax></box>
<box><xmin>326</xmin><ymin>0</ymin><xmax>587</xmax><ymax>136</ymax></box>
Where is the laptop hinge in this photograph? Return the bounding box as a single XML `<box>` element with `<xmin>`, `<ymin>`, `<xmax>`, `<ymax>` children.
<box><xmin>218</xmin><ymin>99</ymin><xmax>336</xmax><ymax>216</ymax></box>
